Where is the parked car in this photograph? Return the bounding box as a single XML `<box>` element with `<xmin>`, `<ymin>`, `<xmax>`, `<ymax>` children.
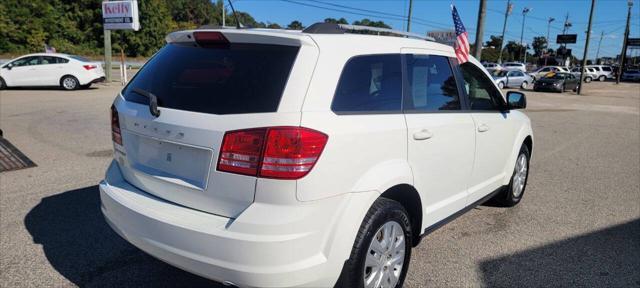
<box><xmin>529</xmin><ymin>66</ymin><xmax>569</xmax><ymax>81</ymax></box>
<box><xmin>483</xmin><ymin>62</ymin><xmax>502</xmax><ymax>73</ymax></box>
<box><xmin>502</xmin><ymin>62</ymin><xmax>527</xmax><ymax>72</ymax></box>
<box><xmin>492</xmin><ymin>70</ymin><xmax>533</xmax><ymax>89</ymax></box>
<box><xmin>533</xmin><ymin>72</ymin><xmax>580</xmax><ymax>92</ymax></box>
<box><xmin>0</xmin><ymin>53</ymin><xmax>105</xmax><ymax>90</ymax></box>
<box><xmin>570</xmin><ymin>67</ymin><xmax>598</xmax><ymax>83</ymax></box>
<box><xmin>586</xmin><ymin>65</ymin><xmax>614</xmax><ymax>81</ymax></box>
<box><xmin>621</xmin><ymin>69</ymin><xmax>640</xmax><ymax>82</ymax></box>
<box><xmin>101</xmin><ymin>23</ymin><xmax>534</xmax><ymax>288</ymax></box>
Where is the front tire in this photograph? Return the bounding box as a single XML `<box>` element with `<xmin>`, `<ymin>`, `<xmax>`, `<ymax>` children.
<box><xmin>520</xmin><ymin>81</ymin><xmax>528</xmax><ymax>89</ymax></box>
<box><xmin>0</xmin><ymin>77</ymin><xmax>6</xmax><ymax>90</ymax></box>
<box><xmin>60</xmin><ymin>76</ymin><xmax>79</xmax><ymax>90</ymax></box>
<box><xmin>584</xmin><ymin>76</ymin><xmax>592</xmax><ymax>83</ymax></box>
<box><xmin>492</xmin><ymin>144</ymin><xmax>530</xmax><ymax>207</ymax></box>
<box><xmin>498</xmin><ymin>81</ymin><xmax>505</xmax><ymax>89</ymax></box>
<box><xmin>335</xmin><ymin>198</ymin><xmax>412</xmax><ymax>288</ymax></box>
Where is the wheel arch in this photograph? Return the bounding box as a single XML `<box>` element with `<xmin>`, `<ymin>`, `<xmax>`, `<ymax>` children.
<box><xmin>380</xmin><ymin>184</ymin><xmax>423</xmax><ymax>247</ymax></box>
<box><xmin>59</xmin><ymin>74</ymin><xmax>78</xmax><ymax>84</ymax></box>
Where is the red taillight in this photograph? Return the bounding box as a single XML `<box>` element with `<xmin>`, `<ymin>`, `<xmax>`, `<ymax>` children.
<box><xmin>218</xmin><ymin>129</ymin><xmax>266</xmax><ymax>176</ymax></box>
<box><xmin>83</xmin><ymin>64</ymin><xmax>97</xmax><ymax>70</ymax></box>
<box><xmin>217</xmin><ymin>127</ymin><xmax>328</xmax><ymax>179</ymax></box>
<box><xmin>193</xmin><ymin>31</ymin><xmax>229</xmax><ymax>47</ymax></box>
<box><xmin>111</xmin><ymin>105</ymin><xmax>122</xmax><ymax>145</ymax></box>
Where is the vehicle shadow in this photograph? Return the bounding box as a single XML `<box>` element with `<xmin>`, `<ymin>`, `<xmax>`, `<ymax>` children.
<box><xmin>24</xmin><ymin>185</ymin><xmax>224</xmax><ymax>287</ymax></box>
<box><xmin>479</xmin><ymin>219</ymin><xmax>640</xmax><ymax>287</ymax></box>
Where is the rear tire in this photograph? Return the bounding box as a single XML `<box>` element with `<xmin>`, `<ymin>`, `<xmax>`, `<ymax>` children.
<box><xmin>491</xmin><ymin>144</ymin><xmax>530</xmax><ymax>207</ymax></box>
<box><xmin>584</xmin><ymin>76</ymin><xmax>592</xmax><ymax>83</ymax></box>
<box><xmin>334</xmin><ymin>198</ymin><xmax>412</xmax><ymax>288</ymax></box>
<box><xmin>520</xmin><ymin>81</ymin><xmax>528</xmax><ymax>89</ymax></box>
<box><xmin>60</xmin><ymin>76</ymin><xmax>79</xmax><ymax>90</ymax></box>
<box><xmin>0</xmin><ymin>77</ymin><xmax>5</xmax><ymax>90</ymax></box>
<box><xmin>598</xmin><ymin>75</ymin><xmax>606</xmax><ymax>82</ymax></box>
<box><xmin>498</xmin><ymin>81</ymin><xmax>505</xmax><ymax>89</ymax></box>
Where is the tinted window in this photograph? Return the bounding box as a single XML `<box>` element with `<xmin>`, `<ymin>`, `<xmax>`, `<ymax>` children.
<box><xmin>509</xmin><ymin>71</ymin><xmax>524</xmax><ymax>77</ymax></box>
<box><xmin>541</xmin><ymin>68</ymin><xmax>550</xmax><ymax>72</ymax></box>
<box><xmin>41</xmin><ymin>56</ymin><xmax>67</xmax><ymax>64</ymax></box>
<box><xmin>405</xmin><ymin>55</ymin><xmax>459</xmax><ymax>111</ymax></box>
<box><xmin>332</xmin><ymin>54</ymin><xmax>402</xmax><ymax>113</ymax></box>
<box><xmin>602</xmin><ymin>66</ymin><xmax>612</xmax><ymax>72</ymax></box>
<box><xmin>460</xmin><ymin>63</ymin><xmax>505</xmax><ymax>111</ymax></box>
<box><xmin>12</xmin><ymin>56</ymin><xmax>39</xmax><ymax>67</ymax></box>
<box><xmin>123</xmin><ymin>43</ymin><xmax>299</xmax><ymax>115</ymax></box>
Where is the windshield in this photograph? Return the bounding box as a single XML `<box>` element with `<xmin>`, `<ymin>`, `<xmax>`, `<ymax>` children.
<box><xmin>122</xmin><ymin>43</ymin><xmax>300</xmax><ymax>115</ymax></box>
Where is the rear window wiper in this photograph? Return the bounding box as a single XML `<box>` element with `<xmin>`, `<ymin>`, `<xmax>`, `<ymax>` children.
<box><xmin>132</xmin><ymin>88</ymin><xmax>161</xmax><ymax>117</ymax></box>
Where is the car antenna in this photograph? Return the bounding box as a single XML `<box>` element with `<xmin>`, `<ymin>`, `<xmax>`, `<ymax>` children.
<box><xmin>227</xmin><ymin>0</ymin><xmax>243</xmax><ymax>29</ymax></box>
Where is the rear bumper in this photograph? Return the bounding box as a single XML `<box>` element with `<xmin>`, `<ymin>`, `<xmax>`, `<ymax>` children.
<box><xmin>100</xmin><ymin>161</ymin><xmax>374</xmax><ymax>287</ymax></box>
<box><xmin>90</xmin><ymin>76</ymin><xmax>106</xmax><ymax>84</ymax></box>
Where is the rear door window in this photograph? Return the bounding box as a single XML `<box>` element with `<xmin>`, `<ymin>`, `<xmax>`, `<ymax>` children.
<box><xmin>404</xmin><ymin>55</ymin><xmax>460</xmax><ymax>112</ymax></box>
<box><xmin>602</xmin><ymin>66</ymin><xmax>612</xmax><ymax>72</ymax></box>
<box><xmin>331</xmin><ymin>54</ymin><xmax>402</xmax><ymax>113</ymax></box>
<box><xmin>122</xmin><ymin>43</ymin><xmax>300</xmax><ymax>115</ymax></box>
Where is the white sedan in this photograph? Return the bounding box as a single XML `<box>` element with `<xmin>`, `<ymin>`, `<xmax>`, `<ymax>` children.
<box><xmin>0</xmin><ymin>53</ymin><xmax>105</xmax><ymax>90</ymax></box>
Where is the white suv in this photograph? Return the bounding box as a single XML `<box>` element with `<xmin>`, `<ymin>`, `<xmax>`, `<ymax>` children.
<box><xmin>100</xmin><ymin>23</ymin><xmax>533</xmax><ymax>288</ymax></box>
<box><xmin>586</xmin><ymin>65</ymin><xmax>614</xmax><ymax>81</ymax></box>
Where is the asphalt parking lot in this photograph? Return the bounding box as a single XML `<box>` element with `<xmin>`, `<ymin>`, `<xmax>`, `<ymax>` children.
<box><xmin>1</xmin><ymin>82</ymin><xmax>639</xmax><ymax>287</ymax></box>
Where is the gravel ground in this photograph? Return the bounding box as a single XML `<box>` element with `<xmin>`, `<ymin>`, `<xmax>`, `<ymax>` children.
<box><xmin>1</xmin><ymin>81</ymin><xmax>638</xmax><ymax>287</ymax></box>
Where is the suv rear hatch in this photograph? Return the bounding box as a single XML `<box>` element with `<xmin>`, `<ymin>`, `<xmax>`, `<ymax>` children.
<box><xmin>111</xmin><ymin>30</ymin><xmax>318</xmax><ymax>218</ymax></box>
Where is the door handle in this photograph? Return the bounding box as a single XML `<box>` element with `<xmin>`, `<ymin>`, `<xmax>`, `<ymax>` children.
<box><xmin>413</xmin><ymin>129</ymin><xmax>433</xmax><ymax>140</ymax></box>
<box><xmin>478</xmin><ymin>124</ymin><xmax>490</xmax><ymax>132</ymax></box>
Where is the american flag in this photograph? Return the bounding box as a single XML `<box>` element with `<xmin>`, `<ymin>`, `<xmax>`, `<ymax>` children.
<box><xmin>451</xmin><ymin>5</ymin><xmax>470</xmax><ymax>63</ymax></box>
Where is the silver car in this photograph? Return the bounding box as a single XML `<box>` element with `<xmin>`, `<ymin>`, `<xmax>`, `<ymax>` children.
<box><xmin>570</xmin><ymin>67</ymin><xmax>597</xmax><ymax>83</ymax></box>
<box><xmin>493</xmin><ymin>70</ymin><xmax>533</xmax><ymax>89</ymax></box>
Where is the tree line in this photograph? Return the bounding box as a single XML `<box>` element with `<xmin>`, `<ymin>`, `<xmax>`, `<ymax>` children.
<box><xmin>0</xmin><ymin>0</ymin><xmax>391</xmax><ymax>57</ymax></box>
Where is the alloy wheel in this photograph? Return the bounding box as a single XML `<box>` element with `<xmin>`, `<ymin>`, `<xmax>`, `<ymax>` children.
<box><xmin>363</xmin><ymin>221</ymin><xmax>405</xmax><ymax>288</ymax></box>
<box><xmin>512</xmin><ymin>153</ymin><xmax>528</xmax><ymax>198</ymax></box>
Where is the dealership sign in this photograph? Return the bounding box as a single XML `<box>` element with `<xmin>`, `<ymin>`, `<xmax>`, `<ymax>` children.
<box><xmin>102</xmin><ymin>1</ymin><xmax>140</xmax><ymax>30</ymax></box>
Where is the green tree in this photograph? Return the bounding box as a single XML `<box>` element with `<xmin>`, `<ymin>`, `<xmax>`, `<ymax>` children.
<box><xmin>286</xmin><ymin>20</ymin><xmax>304</xmax><ymax>30</ymax></box>
<box><xmin>485</xmin><ymin>35</ymin><xmax>503</xmax><ymax>49</ymax></box>
<box><xmin>531</xmin><ymin>36</ymin><xmax>547</xmax><ymax>57</ymax></box>
<box><xmin>352</xmin><ymin>19</ymin><xmax>391</xmax><ymax>28</ymax></box>
<box><xmin>324</xmin><ymin>17</ymin><xmax>348</xmax><ymax>24</ymax></box>
<box><xmin>113</xmin><ymin>0</ymin><xmax>173</xmax><ymax>57</ymax></box>
<box><xmin>266</xmin><ymin>22</ymin><xmax>282</xmax><ymax>29</ymax></box>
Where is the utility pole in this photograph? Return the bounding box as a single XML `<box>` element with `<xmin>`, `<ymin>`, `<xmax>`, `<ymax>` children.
<box><xmin>473</xmin><ymin>0</ymin><xmax>487</xmax><ymax>59</ymax></box>
<box><xmin>520</xmin><ymin>7</ymin><xmax>530</xmax><ymax>63</ymax></box>
<box><xmin>222</xmin><ymin>2</ymin><xmax>226</xmax><ymax>27</ymax></box>
<box><xmin>595</xmin><ymin>31</ymin><xmax>604</xmax><ymax>64</ymax></box>
<box><xmin>562</xmin><ymin>13</ymin><xmax>571</xmax><ymax>65</ymax></box>
<box><xmin>544</xmin><ymin>17</ymin><xmax>555</xmax><ymax>66</ymax></box>
<box><xmin>578</xmin><ymin>0</ymin><xmax>596</xmax><ymax>95</ymax></box>
<box><xmin>498</xmin><ymin>0</ymin><xmax>512</xmax><ymax>64</ymax></box>
<box><xmin>104</xmin><ymin>30</ymin><xmax>111</xmax><ymax>83</ymax></box>
<box><xmin>406</xmin><ymin>0</ymin><xmax>413</xmax><ymax>32</ymax></box>
<box><xmin>616</xmin><ymin>0</ymin><xmax>633</xmax><ymax>84</ymax></box>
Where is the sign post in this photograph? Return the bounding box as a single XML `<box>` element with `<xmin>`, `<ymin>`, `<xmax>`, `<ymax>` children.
<box><xmin>102</xmin><ymin>0</ymin><xmax>140</xmax><ymax>85</ymax></box>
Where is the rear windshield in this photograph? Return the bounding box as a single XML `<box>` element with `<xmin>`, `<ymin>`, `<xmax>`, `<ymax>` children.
<box><xmin>122</xmin><ymin>43</ymin><xmax>299</xmax><ymax>115</ymax></box>
<box><xmin>69</xmin><ymin>55</ymin><xmax>90</xmax><ymax>62</ymax></box>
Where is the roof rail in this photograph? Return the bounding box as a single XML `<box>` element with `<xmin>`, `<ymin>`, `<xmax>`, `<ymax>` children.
<box><xmin>303</xmin><ymin>22</ymin><xmax>435</xmax><ymax>41</ymax></box>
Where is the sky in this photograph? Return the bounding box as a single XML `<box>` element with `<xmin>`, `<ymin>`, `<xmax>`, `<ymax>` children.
<box><xmin>230</xmin><ymin>0</ymin><xmax>640</xmax><ymax>60</ymax></box>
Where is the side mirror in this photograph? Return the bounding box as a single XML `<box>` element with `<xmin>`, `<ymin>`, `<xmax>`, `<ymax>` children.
<box><xmin>507</xmin><ymin>91</ymin><xmax>526</xmax><ymax>109</ymax></box>
<box><xmin>3</xmin><ymin>64</ymin><xmax>11</xmax><ymax>70</ymax></box>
